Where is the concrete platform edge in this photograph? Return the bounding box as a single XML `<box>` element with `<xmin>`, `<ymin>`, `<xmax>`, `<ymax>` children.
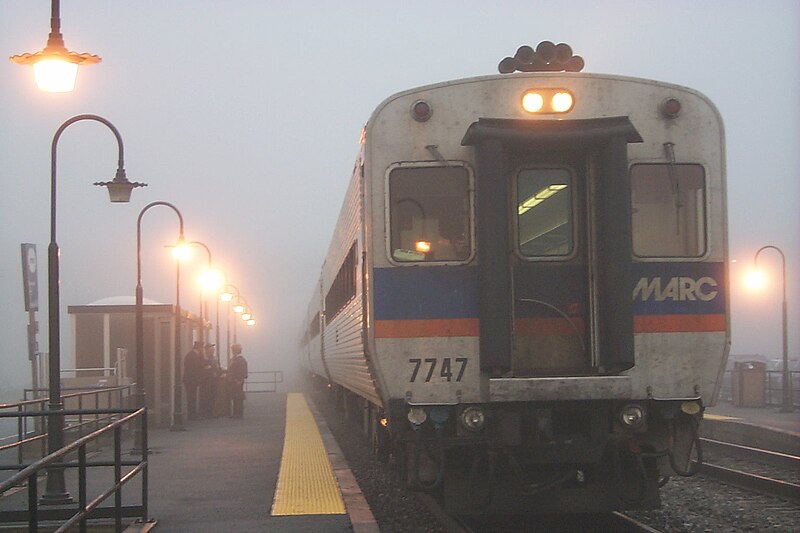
<box><xmin>307</xmin><ymin>396</ymin><xmax>382</xmax><ymax>533</ymax></box>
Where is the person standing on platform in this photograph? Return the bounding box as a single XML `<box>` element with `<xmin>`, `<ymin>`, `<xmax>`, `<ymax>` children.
<box><xmin>182</xmin><ymin>341</ymin><xmax>205</xmax><ymax>420</ymax></box>
<box><xmin>199</xmin><ymin>343</ymin><xmax>217</xmax><ymax>418</ymax></box>
<box><xmin>227</xmin><ymin>344</ymin><xmax>248</xmax><ymax>418</ymax></box>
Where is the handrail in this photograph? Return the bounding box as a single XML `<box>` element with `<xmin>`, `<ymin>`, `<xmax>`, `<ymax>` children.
<box><xmin>0</xmin><ymin>407</ymin><xmax>148</xmax><ymax>532</ymax></box>
<box><xmin>244</xmin><ymin>370</ymin><xmax>284</xmax><ymax>393</ymax></box>
<box><xmin>0</xmin><ymin>384</ymin><xmax>135</xmax><ymax>484</ymax></box>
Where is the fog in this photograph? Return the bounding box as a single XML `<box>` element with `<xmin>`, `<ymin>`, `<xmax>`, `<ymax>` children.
<box><xmin>1</xmin><ymin>1</ymin><xmax>798</xmax><ymax>401</ymax></box>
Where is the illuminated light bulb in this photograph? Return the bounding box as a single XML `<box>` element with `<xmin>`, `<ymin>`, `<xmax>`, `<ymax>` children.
<box><xmin>745</xmin><ymin>269</ymin><xmax>767</xmax><ymax>291</ymax></box>
<box><xmin>199</xmin><ymin>269</ymin><xmax>225</xmax><ymax>292</ymax></box>
<box><xmin>33</xmin><ymin>59</ymin><xmax>78</xmax><ymax>92</ymax></box>
<box><xmin>172</xmin><ymin>243</ymin><xmax>192</xmax><ymax>261</ymax></box>
<box><xmin>551</xmin><ymin>91</ymin><xmax>574</xmax><ymax>112</ymax></box>
<box><xmin>415</xmin><ymin>241</ymin><xmax>431</xmax><ymax>253</ymax></box>
<box><xmin>522</xmin><ymin>91</ymin><xmax>544</xmax><ymax>113</ymax></box>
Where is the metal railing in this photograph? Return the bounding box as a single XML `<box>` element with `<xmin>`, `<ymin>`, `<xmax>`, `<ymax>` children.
<box><xmin>244</xmin><ymin>371</ymin><xmax>284</xmax><ymax>393</ymax></box>
<box><xmin>1</xmin><ymin>384</ymin><xmax>135</xmax><ymax>468</ymax></box>
<box><xmin>718</xmin><ymin>369</ymin><xmax>798</xmax><ymax>408</ymax></box>
<box><xmin>0</xmin><ymin>407</ymin><xmax>148</xmax><ymax>533</ymax></box>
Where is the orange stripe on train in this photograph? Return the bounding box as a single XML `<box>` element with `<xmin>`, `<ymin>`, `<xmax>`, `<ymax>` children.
<box><xmin>374</xmin><ymin>314</ymin><xmax>726</xmax><ymax>338</ymax></box>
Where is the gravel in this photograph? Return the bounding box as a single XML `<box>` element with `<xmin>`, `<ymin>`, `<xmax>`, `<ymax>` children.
<box><xmin>627</xmin><ymin>474</ymin><xmax>799</xmax><ymax>532</ymax></box>
<box><xmin>314</xmin><ymin>388</ymin><xmax>800</xmax><ymax>532</ymax></box>
<box><xmin>312</xmin><ymin>389</ymin><xmax>448</xmax><ymax>533</ymax></box>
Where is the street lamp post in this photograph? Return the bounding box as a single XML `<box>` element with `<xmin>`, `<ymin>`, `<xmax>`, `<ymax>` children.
<box><xmin>221</xmin><ymin>284</ymin><xmax>241</xmax><ymax>365</ymax></box>
<box><xmin>171</xmin><ymin>256</ymin><xmax>186</xmax><ymax>431</ymax></box>
<box><xmin>754</xmin><ymin>245</ymin><xmax>793</xmax><ymax>413</ymax></box>
<box><xmin>136</xmin><ymin>202</ymin><xmax>185</xmax><ymax>446</ymax></box>
<box><xmin>232</xmin><ymin>296</ymin><xmax>250</xmax><ymax>345</ymax></box>
<box><xmin>189</xmin><ymin>241</ymin><xmax>213</xmax><ymax>346</ymax></box>
<box><xmin>42</xmin><ymin>114</ymin><xmax>145</xmax><ymax>504</ymax></box>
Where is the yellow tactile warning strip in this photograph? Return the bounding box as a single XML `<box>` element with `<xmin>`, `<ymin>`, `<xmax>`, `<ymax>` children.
<box><xmin>271</xmin><ymin>393</ymin><xmax>346</xmax><ymax>516</ymax></box>
<box><xmin>704</xmin><ymin>413</ymin><xmax>740</xmax><ymax>421</ymax></box>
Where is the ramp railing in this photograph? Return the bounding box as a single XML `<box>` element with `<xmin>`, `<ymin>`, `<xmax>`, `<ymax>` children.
<box><xmin>0</xmin><ymin>407</ymin><xmax>149</xmax><ymax>533</ymax></box>
<box><xmin>244</xmin><ymin>370</ymin><xmax>284</xmax><ymax>393</ymax></box>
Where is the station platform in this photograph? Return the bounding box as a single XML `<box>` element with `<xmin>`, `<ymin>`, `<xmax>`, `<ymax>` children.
<box><xmin>0</xmin><ymin>391</ymin><xmax>380</xmax><ymax>533</ymax></box>
<box><xmin>702</xmin><ymin>400</ymin><xmax>800</xmax><ymax>455</ymax></box>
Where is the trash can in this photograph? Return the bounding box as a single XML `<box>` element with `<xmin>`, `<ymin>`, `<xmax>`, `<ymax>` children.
<box><xmin>732</xmin><ymin>361</ymin><xmax>766</xmax><ymax>407</ymax></box>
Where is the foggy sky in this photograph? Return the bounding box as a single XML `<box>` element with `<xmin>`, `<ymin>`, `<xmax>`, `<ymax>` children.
<box><xmin>1</xmin><ymin>1</ymin><xmax>798</xmax><ymax>400</ymax></box>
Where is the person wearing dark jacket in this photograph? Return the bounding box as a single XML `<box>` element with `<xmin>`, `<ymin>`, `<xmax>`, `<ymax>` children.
<box><xmin>227</xmin><ymin>344</ymin><xmax>248</xmax><ymax>418</ymax></box>
<box><xmin>199</xmin><ymin>343</ymin><xmax>217</xmax><ymax>418</ymax></box>
<box><xmin>182</xmin><ymin>341</ymin><xmax>205</xmax><ymax>420</ymax></box>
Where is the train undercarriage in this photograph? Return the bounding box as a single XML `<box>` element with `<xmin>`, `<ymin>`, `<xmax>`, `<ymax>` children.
<box><xmin>321</xmin><ymin>379</ymin><xmax>703</xmax><ymax>515</ymax></box>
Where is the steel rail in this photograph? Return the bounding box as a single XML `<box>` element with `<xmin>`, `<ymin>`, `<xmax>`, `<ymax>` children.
<box><xmin>699</xmin><ymin>437</ymin><xmax>800</xmax><ymax>469</ymax></box>
<box><xmin>698</xmin><ymin>461</ymin><xmax>800</xmax><ymax>503</ymax></box>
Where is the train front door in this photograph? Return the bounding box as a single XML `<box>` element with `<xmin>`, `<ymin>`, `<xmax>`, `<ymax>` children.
<box><xmin>462</xmin><ymin>117</ymin><xmax>642</xmax><ymax>377</ymax></box>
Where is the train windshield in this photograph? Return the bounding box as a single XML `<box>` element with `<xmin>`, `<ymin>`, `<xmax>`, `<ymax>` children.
<box><xmin>516</xmin><ymin>167</ymin><xmax>573</xmax><ymax>257</ymax></box>
<box><xmin>389</xmin><ymin>165</ymin><xmax>471</xmax><ymax>262</ymax></box>
<box><xmin>631</xmin><ymin>163</ymin><xmax>706</xmax><ymax>257</ymax></box>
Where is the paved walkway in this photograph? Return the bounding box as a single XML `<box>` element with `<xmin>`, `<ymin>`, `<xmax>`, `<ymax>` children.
<box><xmin>0</xmin><ymin>391</ymin><xmax>378</xmax><ymax>533</ymax></box>
<box><xmin>705</xmin><ymin>400</ymin><xmax>800</xmax><ymax>436</ymax></box>
<box><xmin>703</xmin><ymin>399</ymin><xmax>799</xmax><ymax>455</ymax></box>
<box><xmin>143</xmin><ymin>391</ymin><xmax>369</xmax><ymax>532</ymax></box>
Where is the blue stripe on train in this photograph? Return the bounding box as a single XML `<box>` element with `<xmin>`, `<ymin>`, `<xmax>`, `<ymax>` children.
<box><xmin>373</xmin><ymin>262</ymin><xmax>726</xmax><ymax>320</ymax></box>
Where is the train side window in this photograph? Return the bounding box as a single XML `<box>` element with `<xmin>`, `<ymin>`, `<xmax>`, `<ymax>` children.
<box><xmin>631</xmin><ymin>163</ymin><xmax>706</xmax><ymax>257</ymax></box>
<box><xmin>516</xmin><ymin>168</ymin><xmax>573</xmax><ymax>257</ymax></box>
<box><xmin>389</xmin><ymin>166</ymin><xmax>471</xmax><ymax>262</ymax></box>
<box><xmin>325</xmin><ymin>243</ymin><xmax>357</xmax><ymax>320</ymax></box>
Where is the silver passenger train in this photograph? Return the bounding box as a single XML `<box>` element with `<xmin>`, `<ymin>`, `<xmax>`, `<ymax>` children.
<box><xmin>300</xmin><ymin>42</ymin><xmax>728</xmax><ymax>513</ymax></box>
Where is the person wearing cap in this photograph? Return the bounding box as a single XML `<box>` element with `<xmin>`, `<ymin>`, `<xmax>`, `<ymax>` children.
<box><xmin>227</xmin><ymin>344</ymin><xmax>248</xmax><ymax>418</ymax></box>
<box><xmin>183</xmin><ymin>341</ymin><xmax>205</xmax><ymax>420</ymax></box>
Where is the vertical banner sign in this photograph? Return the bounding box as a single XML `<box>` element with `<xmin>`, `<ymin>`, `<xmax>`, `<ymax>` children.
<box><xmin>21</xmin><ymin>243</ymin><xmax>39</xmax><ymax>311</ymax></box>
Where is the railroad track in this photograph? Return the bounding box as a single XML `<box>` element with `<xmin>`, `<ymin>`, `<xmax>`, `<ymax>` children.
<box><xmin>697</xmin><ymin>437</ymin><xmax>800</xmax><ymax>503</ymax></box>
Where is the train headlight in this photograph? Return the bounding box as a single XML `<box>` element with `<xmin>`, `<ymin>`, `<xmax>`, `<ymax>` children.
<box><xmin>619</xmin><ymin>404</ymin><xmax>646</xmax><ymax>429</ymax></box>
<box><xmin>521</xmin><ymin>89</ymin><xmax>574</xmax><ymax>114</ymax></box>
<box><xmin>407</xmin><ymin>407</ymin><xmax>427</xmax><ymax>426</ymax></box>
<box><xmin>551</xmin><ymin>91</ymin><xmax>574</xmax><ymax>112</ymax></box>
<box><xmin>459</xmin><ymin>406</ymin><xmax>486</xmax><ymax>432</ymax></box>
<box><xmin>522</xmin><ymin>91</ymin><xmax>544</xmax><ymax>113</ymax></box>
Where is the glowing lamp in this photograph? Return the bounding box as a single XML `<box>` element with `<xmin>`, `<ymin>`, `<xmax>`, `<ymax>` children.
<box><xmin>745</xmin><ymin>268</ymin><xmax>767</xmax><ymax>291</ymax></box>
<box><xmin>9</xmin><ymin>0</ymin><xmax>100</xmax><ymax>92</ymax></box>
<box><xmin>415</xmin><ymin>241</ymin><xmax>431</xmax><ymax>254</ymax></box>
<box><xmin>221</xmin><ymin>291</ymin><xmax>234</xmax><ymax>302</ymax></box>
<box><xmin>521</xmin><ymin>89</ymin><xmax>574</xmax><ymax>114</ymax></box>
<box><xmin>551</xmin><ymin>91</ymin><xmax>574</xmax><ymax>113</ymax></box>
<box><xmin>199</xmin><ymin>269</ymin><xmax>225</xmax><ymax>293</ymax></box>
<box><xmin>241</xmin><ymin>312</ymin><xmax>252</xmax><ymax>321</ymax></box>
<box><xmin>233</xmin><ymin>304</ymin><xmax>245</xmax><ymax>314</ymax></box>
<box><xmin>33</xmin><ymin>59</ymin><xmax>79</xmax><ymax>92</ymax></box>
<box><xmin>171</xmin><ymin>242</ymin><xmax>193</xmax><ymax>261</ymax></box>
<box><xmin>522</xmin><ymin>92</ymin><xmax>544</xmax><ymax>113</ymax></box>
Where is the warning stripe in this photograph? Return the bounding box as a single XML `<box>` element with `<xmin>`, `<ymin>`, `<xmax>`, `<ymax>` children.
<box><xmin>271</xmin><ymin>393</ymin><xmax>345</xmax><ymax>516</ymax></box>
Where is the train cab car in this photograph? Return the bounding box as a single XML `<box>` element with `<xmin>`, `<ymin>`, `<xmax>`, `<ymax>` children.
<box><xmin>300</xmin><ymin>42</ymin><xmax>728</xmax><ymax>514</ymax></box>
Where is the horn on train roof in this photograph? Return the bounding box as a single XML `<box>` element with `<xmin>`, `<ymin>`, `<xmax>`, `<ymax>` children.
<box><xmin>499</xmin><ymin>41</ymin><xmax>585</xmax><ymax>73</ymax></box>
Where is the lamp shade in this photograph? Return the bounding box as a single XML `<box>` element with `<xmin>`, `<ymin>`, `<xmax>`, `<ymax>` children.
<box><xmin>94</xmin><ymin>170</ymin><xmax>147</xmax><ymax>203</ymax></box>
<box><xmin>33</xmin><ymin>59</ymin><xmax>78</xmax><ymax>92</ymax></box>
